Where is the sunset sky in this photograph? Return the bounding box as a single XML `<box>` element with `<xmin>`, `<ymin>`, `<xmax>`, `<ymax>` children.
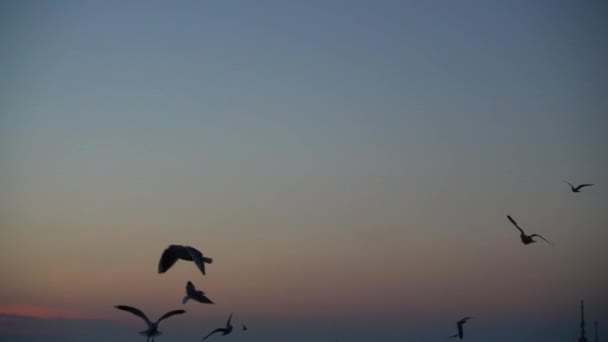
<box><xmin>1</xmin><ymin>1</ymin><xmax>607</xmax><ymax>341</ymax></box>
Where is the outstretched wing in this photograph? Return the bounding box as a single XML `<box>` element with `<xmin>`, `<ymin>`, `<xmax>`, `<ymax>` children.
<box><xmin>156</xmin><ymin>309</ymin><xmax>186</xmax><ymax>324</ymax></box>
<box><xmin>575</xmin><ymin>184</ymin><xmax>593</xmax><ymax>191</ymax></box>
<box><xmin>186</xmin><ymin>281</ymin><xmax>196</xmax><ymax>293</ymax></box>
<box><xmin>159</xmin><ymin>247</ymin><xmax>179</xmax><ymax>273</ymax></box>
<box><xmin>563</xmin><ymin>180</ymin><xmax>575</xmax><ymax>190</ymax></box>
<box><xmin>458</xmin><ymin>317</ymin><xmax>472</xmax><ymax>324</ymax></box>
<box><xmin>225</xmin><ymin>313</ymin><xmax>233</xmax><ymax>328</ymax></box>
<box><xmin>506</xmin><ymin>215</ymin><xmax>524</xmax><ymax>234</ymax></box>
<box><xmin>530</xmin><ymin>234</ymin><xmax>553</xmax><ymax>245</ymax></box>
<box><xmin>193</xmin><ymin>290</ymin><xmax>214</xmax><ymax>304</ymax></box>
<box><xmin>186</xmin><ymin>246</ymin><xmax>206</xmax><ymax>275</ymax></box>
<box><xmin>115</xmin><ymin>305</ymin><xmax>152</xmax><ymax>327</ymax></box>
<box><xmin>202</xmin><ymin>328</ymin><xmax>224</xmax><ymax>340</ymax></box>
<box><xmin>448</xmin><ymin>333</ymin><xmax>458</xmax><ymax>339</ymax></box>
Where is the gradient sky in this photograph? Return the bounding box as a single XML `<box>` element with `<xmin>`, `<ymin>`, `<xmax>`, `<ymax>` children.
<box><xmin>1</xmin><ymin>1</ymin><xmax>607</xmax><ymax>341</ymax></box>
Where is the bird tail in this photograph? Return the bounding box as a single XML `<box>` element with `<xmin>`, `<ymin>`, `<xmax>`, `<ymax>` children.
<box><xmin>203</xmin><ymin>257</ymin><xmax>213</xmax><ymax>264</ymax></box>
<box><xmin>182</xmin><ymin>296</ymin><xmax>190</xmax><ymax>304</ymax></box>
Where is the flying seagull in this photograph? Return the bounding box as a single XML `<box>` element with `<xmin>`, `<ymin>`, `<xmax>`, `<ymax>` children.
<box><xmin>201</xmin><ymin>313</ymin><xmax>233</xmax><ymax>340</ymax></box>
<box><xmin>183</xmin><ymin>281</ymin><xmax>214</xmax><ymax>304</ymax></box>
<box><xmin>449</xmin><ymin>317</ymin><xmax>472</xmax><ymax>340</ymax></box>
<box><xmin>563</xmin><ymin>181</ymin><xmax>593</xmax><ymax>193</ymax></box>
<box><xmin>242</xmin><ymin>324</ymin><xmax>247</xmax><ymax>331</ymax></box>
<box><xmin>506</xmin><ymin>215</ymin><xmax>553</xmax><ymax>245</ymax></box>
<box><xmin>114</xmin><ymin>305</ymin><xmax>185</xmax><ymax>342</ymax></box>
<box><xmin>158</xmin><ymin>245</ymin><xmax>213</xmax><ymax>275</ymax></box>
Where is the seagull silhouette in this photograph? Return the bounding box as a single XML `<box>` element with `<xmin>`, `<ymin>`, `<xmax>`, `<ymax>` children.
<box><xmin>158</xmin><ymin>245</ymin><xmax>213</xmax><ymax>275</ymax></box>
<box><xmin>114</xmin><ymin>305</ymin><xmax>185</xmax><ymax>342</ymax></box>
<box><xmin>242</xmin><ymin>323</ymin><xmax>247</xmax><ymax>331</ymax></box>
<box><xmin>506</xmin><ymin>215</ymin><xmax>553</xmax><ymax>245</ymax></box>
<box><xmin>201</xmin><ymin>313</ymin><xmax>233</xmax><ymax>340</ymax></box>
<box><xmin>449</xmin><ymin>317</ymin><xmax>472</xmax><ymax>340</ymax></box>
<box><xmin>183</xmin><ymin>281</ymin><xmax>214</xmax><ymax>304</ymax></box>
<box><xmin>563</xmin><ymin>181</ymin><xmax>593</xmax><ymax>193</ymax></box>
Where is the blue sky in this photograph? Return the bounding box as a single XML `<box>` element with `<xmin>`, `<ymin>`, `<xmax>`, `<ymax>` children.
<box><xmin>1</xmin><ymin>1</ymin><xmax>607</xmax><ymax>341</ymax></box>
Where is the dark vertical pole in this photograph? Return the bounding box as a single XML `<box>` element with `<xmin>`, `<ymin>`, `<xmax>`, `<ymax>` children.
<box><xmin>579</xmin><ymin>300</ymin><xmax>587</xmax><ymax>342</ymax></box>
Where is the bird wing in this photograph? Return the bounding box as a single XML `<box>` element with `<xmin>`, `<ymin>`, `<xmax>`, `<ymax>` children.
<box><xmin>115</xmin><ymin>305</ymin><xmax>152</xmax><ymax>327</ymax></box>
<box><xmin>506</xmin><ymin>215</ymin><xmax>524</xmax><ymax>234</ymax></box>
<box><xmin>159</xmin><ymin>247</ymin><xmax>179</xmax><ymax>273</ymax></box>
<box><xmin>202</xmin><ymin>328</ymin><xmax>224</xmax><ymax>340</ymax></box>
<box><xmin>530</xmin><ymin>234</ymin><xmax>553</xmax><ymax>245</ymax></box>
<box><xmin>186</xmin><ymin>281</ymin><xmax>196</xmax><ymax>293</ymax></box>
<box><xmin>242</xmin><ymin>324</ymin><xmax>247</xmax><ymax>330</ymax></box>
<box><xmin>186</xmin><ymin>246</ymin><xmax>206</xmax><ymax>275</ymax></box>
<box><xmin>192</xmin><ymin>290</ymin><xmax>214</xmax><ymax>304</ymax></box>
<box><xmin>156</xmin><ymin>309</ymin><xmax>186</xmax><ymax>324</ymax></box>
<box><xmin>448</xmin><ymin>333</ymin><xmax>458</xmax><ymax>339</ymax></box>
<box><xmin>458</xmin><ymin>323</ymin><xmax>464</xmax><ymax>336</ymax></box>
<box><xmin>575</xmin><ymin>184</ymin><xmax>593</xmax><ymax>191</ymax></box>
<box><xmin>563</xmin><ymin>180</ymin><xmax>575</xmax><ymax>190</ymax></box>
<box><xmin>225</xmin><ymin>313</ymin><xmax>233</xmax><ymax>328</ymax></box>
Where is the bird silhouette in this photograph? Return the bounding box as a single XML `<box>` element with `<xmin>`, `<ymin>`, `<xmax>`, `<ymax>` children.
<box><xmin>158</xmin><ymin>245</ymin><xmax>213</xmax><ymax>275</ymax></box>
<box><xmin>563</xmin><ymin>181</ymin><xmax>593</xmax><ymax>193</ymax></box>
<box><xmin>506</xmin><ymin>215</ymin><xmax>553</xmax><ymax>245</ymax></box>
<box><xmin>183</xmin><ymin>281</ymin><xmax>214</xmax><ymax>304</ymax></box>
<box><xmin>242</xmin><ymin>323</ymin><xmax>247</xmax><ymax>331</ymax></box>
<box><xmin>114</xmin><ymin>305</ymin><xmax>185</xmax><ymax>342</ymax></box>
<box><xmin>448</xmin><ymin>317</ymin><xmax>472</xmax><ymax>340</ymax></box>
<box><xmin>201</xmin><ymin>313</ymin><xmax>233</xmax><ymax>340</ymax></box>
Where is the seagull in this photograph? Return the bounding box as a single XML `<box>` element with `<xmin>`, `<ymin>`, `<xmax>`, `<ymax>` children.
<box><xmin>242</xmin><ymin>323</ymin><xmax>247</xmax><ymax>331</ymax></box>
<box><xmin>183</xmin><ymin>281</ymin><xmax>214</xmax><ymax>304</ymax></box>
<box><xmin>114</xmin><ymin>305</ymin><xmax>185</xmax><ymax>342</ymax></box>
<box><xmin>563</xmin><ymin>181</ymin><xmax>593</xmax><ymax>193</ymax></box>
<box><xmin>158</xmin><ymin>245</ymin><xmax>213</xmax><ymax>275</ymax></box>
<box><xmin>201</xmin><ymin>313</ymin><xmax>233</xmax><ymax>340</ymax></box>
<box><xmin>506</xmin><ymin>215</ymin><xmax>553</xmax><ymax>245</ymax></box>
<box><xmin>449</xmin><ymin>317</ymin><xmax>472</xmax><ymax>340</ymax></box>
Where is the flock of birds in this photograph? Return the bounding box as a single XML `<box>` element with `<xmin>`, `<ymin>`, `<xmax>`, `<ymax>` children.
<box><xmin>113</xmin><ymin>181</ymin><xmax>594</xmax><ymax>341</ymax></box>
<box><xmin>446</xmin><ymin>181</ymin><xmax>594</xmax><ymax>340</ymax></box>
<box><xmin>114</xmin><ymin>244</ymin><xmax>246</xmax><ymax>341</ymax></box>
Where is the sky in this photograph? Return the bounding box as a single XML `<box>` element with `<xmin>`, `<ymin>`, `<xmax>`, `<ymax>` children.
<box><xmin>1</xmin><ymin>0</ymin><xmax>607</xmax><ymax>341</ymax></box>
